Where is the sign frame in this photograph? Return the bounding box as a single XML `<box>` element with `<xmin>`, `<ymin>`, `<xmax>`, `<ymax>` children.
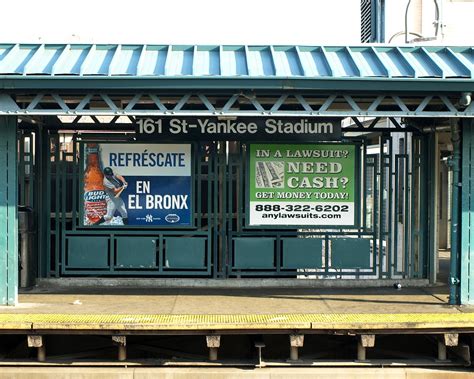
<box><xmin>245</xmin><ymin>141</ymin><xmax>362</xmax><ymax>230</ymax></box>
<box><xmin>135</xmin><ymin>116</ymin><xmax>342</xmax><ymax>142</ymax></box>
<box><xmin>78</xmin><ymin>140</ymin><xmax>196</xmax><ymax>229</ymax></box>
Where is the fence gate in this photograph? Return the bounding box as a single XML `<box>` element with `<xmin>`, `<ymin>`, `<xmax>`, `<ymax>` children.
<box><xmin>17</xmin><ymin>128</ymin><xmax>430</xmax><ymax>280</ymax></box>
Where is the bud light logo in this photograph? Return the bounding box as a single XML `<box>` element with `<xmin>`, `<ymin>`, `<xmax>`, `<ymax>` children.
<box><xmin>84</xmin><ymin>190</ymin><xmax>107</xmax><ymax>202</ymax></box>
<box><xmin>85</xmin><ymin>146</ymin><xmax>99</xmax><ymax>154</ymax></box>
<box><xmin>165</xmin><ymin>214</ymin><xmax>180</xmax><ymax>223</ymax></box>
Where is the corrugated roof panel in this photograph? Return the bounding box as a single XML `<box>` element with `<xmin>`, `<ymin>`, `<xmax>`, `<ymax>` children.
<box><xmin>350</xmin><ymin>47</ymin><xmax>388</xmax><ymax>77</ymax></box>
<box><xmin>0</xmin><ymin>44</ymin><xmax>14</xmax><ymax>62</ymax></box>
<box><xmin>22</xmin><ymin>45</ymin><xmax>64</xmax><ymax>75</ymax></box>
<box><xmin>297</xmin><ymin>47</ymin><xmax>331</xmax><ymax>76</ymax></box>
<box><xmin>454</xmin><ymin>47</ymin><xmax>473</xmax><ymax>75</ymax></box>
<box><xmin>165</xmin><ymin>46</ymin><xmax>194</xmax><ymax>76</ymax></box>
<box><xmin>273</xmin><ymin>47</ymin><xmax>303</xmax><ymax>76</ymax></box>
<box><xmin>0</xmin><ymin>44</ymin><xmax>39</xmax><ymax>74</ymax></box>
<box><xmin>428</xmin><ymin>48</ymin><xmax>470</xmax><ymax>78</ymax></box>
<box><xmin>375</xmin><ymin>48</ymin><xmax>415</xmax><ymax>77</ymax></box>
<box><xmin>0</xmin><ymin>44</ymin><xmax>18</xmax><ymax>73</ymax></box>
<box><xmin>247</xmin><ymin>46</ymin><xmax>275</xmax><ymax>76</ymax></box>
<box><xmin>193</xmin><ymin>47</ymin><xmax>220</xmax><ymax>76</ymax></box>
<box><xmin>109</xmin><ymin>45</ymin><xmax>142</xmax><ymax>76</ymax></box>
<box><xmin>324</xmin><ymin>47</ymin><xmax>359</xmax><ymax>77</ymax></box>
<box><xmin>220</xmin><ymin>46</ymin><xmax>248</xmax><ymax>76</ymax></box>
<box><xmin>137</xmin><ymin>46</ymin><xmax>168</xmax><ymax>76</ymax></box>
<box><xmin>52</xmin><ymin>45</ymin><xmax>89</xmax><ymax>75</ymax></box>
<box><xmin>402</xmin><ymin>47</ymin><xmax>443</xmax><ymax>78</ymax></box>
<box><xmin>0</xmin><ymin>44</ymin><xmax>472</xmax><ymax>82</ymax></box>
<box><xmin>81</xmin><ymin>45</ymin><xmax>117</xmax><ymax>75</ymax></box>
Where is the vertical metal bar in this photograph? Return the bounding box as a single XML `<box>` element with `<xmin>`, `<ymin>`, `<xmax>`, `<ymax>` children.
<box><xmin>468</xmin><ymin>119</ymin><xmax>474</xmax><ymax>303</ymax></box>
<box><xmin>378</xmin><ymin>137</ymin><xmax>384</xmax><ymax>278</ymax></box>
<box><xmin>394</xmin><ymin>155</ymin><xmax>400</xmax><ymax>274</ymax></box>
<box><xmin>404</xmin><ymin>146</ymin><xmax>411</xmax><ymax>277</ymax></box>
<box><xmin>27</xmin><ymin>134</ymin><xmax>35</xmax><ymax>209</ymax></box>
<box><xmin>158</xmin><ymin>234</ymin><xmax>163</xmax><ymax>273</ymax></box>
<box><xmin>197</xmin><ymin>144</ymin><xmax>202</xmax><ymax>230</ymax></box>
<box><xmin>0</xmin><ymin>118</ymin><xmax>7</xmax><ymax>304</ymax></box>
<box><xmin>18</xmin><ymin>133</ymin><xmax>25</xmax><ymax>205</ymax></box>
<box><xmin>53</xmin><ymin>133</ymin><xmax>60</xmax><ymax>277</ymax></box>
<box><xmin>227</xmin><ymin>144</ymin><xmax>233</xmax><ymax>276</ymax></box>
<box><xmin>237</xmin><ymin>143</ymin><xmax>243</xmax><ymax>234</ymax></box>
<box><xmin>207</xmin><ymin>143</ymin><xmax>217</xmax><ymax>278</ymax></box>
<box><xmin>417</xmin><ymin>136</ymin><xmax>424</xmax><ymax>278</ymax></box>
<box><xmin>212</xmin><ymin>143</ymin><xmax>220</xmax><ymax>277</ymax></box>
<box><xmin>0</xmin><ymin>116</ymin><xmax>18</xmax><ymax>305</ymax></box>
<box><xmin>35</xmin><ymin>127</ymin><xmax>44</xmax><ymax>277</ymax></box>
<box><xmin>276</xmin><ymin>235</ymin><xmax>281</xmax><ymax>274</ymax></box>
<box><xmin>362</xmin><ymin>141</ymin><xmax>367</xmax><ymax>230</ymax></box>
<box><xmin>215</xmin><ymin>142</ymin><xmax>227</xmax><ymax>276</ymax></box>
<box><xmin>373</xmin><ymin>154</ymin><xmax>379</xmax><ymax>278</ymax></box>
<box><xmin>221</xmin><ymin>144</ymin><xmax>228</xmax><ymax>277</ymax></box>
<box><xmin>60</xmin><ymin>139</ymin><xmax>68</xmax><ymax>277</ymax></box>
<box><xmin>109</xmin><ymin>234</ymin><xmax>114</xmax><ymax>273</ymax></box>
<box><xmin>325</xmin><ymin>235</ymin><xmax>330</xmax><ymax>275</ymax></box>
<box><xmin>457</xmin><ymin>121</ymin><xmax>467</xmax><ymax>304</ymax></box>
<box><xmin>71</xmin><ymin>135</ymin><xmax>77</xmax><ymax>231</ymax></box>
<box><xmin>35</xmin><ymin>126</ymin><xmax>51</xmax><ymax>277</ymax></box>
<box><xmin>411</xmin><ymin>137</ymin><xmax>417</xmax><ymax>277</ymax></box>
<box><xmin>426</xmin><ymin>133</ymin><xmax>437</xmax><ymax>283</ymax></box>
<box><xmin>44</xmin><ymin>132</ymin><xmax>52</xmax><ymax>277</ymax></box>
<box><xmin>387</xmin><ymin>136</ymin><xmax>393</xmax><ymax>279</ymax></box>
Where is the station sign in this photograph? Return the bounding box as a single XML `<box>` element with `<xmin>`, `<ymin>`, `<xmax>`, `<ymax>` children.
<box><xmin>135</xmin><ymin>117</ymin><xmax>341</xmax><ymax>141</ymax></box>
<box><xmin>82</xmin><ymin>143</ymin><xmax>192</xmax><ymax>227</ymax></box>
<box><xmin>248</xmin><ymin>143</ymin><xmax>357</xmax><ymax>226</ymax></box>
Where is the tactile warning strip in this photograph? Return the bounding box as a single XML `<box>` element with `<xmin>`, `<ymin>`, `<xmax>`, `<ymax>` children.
<box><xmin>0</xmin><ymin>313</ymin><xmax>474</xmax><ymax>331</ymax></box>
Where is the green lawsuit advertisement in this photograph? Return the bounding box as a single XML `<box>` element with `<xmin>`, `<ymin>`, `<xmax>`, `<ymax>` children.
<box><xmin>249</xmin><ymin>144</ymin><xmax>356</xmax><ymax>226</ymax></box>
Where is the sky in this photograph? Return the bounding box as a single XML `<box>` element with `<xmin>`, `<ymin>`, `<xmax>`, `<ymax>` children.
<box><xmin>0</xmin><ymin>0</ymin><xmax>361</xmax><ymax>45</ymax></box>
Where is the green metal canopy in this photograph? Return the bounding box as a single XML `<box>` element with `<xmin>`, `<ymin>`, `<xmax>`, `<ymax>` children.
<box><xmin>0</xmin><ymin>44</ymin><xmax>472</xmax><ymax>91</ymax></box>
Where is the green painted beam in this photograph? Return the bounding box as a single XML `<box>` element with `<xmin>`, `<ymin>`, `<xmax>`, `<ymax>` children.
<box><xmin>0</xmin><ymin>77</ymin><xmax>473</xmax><ymax>92</ymax></box>
<box><xmin>0</xmin><ymin>116</ymin><xmax>18</xmax><ymax>305</ymax></box>
<box><xmin>427</xmin><ymin>132</ymin><xmax>438</xmax><ymax>284</ymax></box>
<box><xmin>460</xmin><ymin>119</ymin><xmax>474</xmax><ymax>304</ymax></box>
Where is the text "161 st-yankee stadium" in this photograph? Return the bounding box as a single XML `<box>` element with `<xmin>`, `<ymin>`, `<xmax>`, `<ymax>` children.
<box><xmin>137</xmin><ymin>117</ymin><xmax>336</xmax><ymax>136</ymax></box>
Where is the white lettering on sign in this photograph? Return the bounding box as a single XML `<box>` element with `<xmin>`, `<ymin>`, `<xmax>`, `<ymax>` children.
<box><xmin>137</xmin><ymin>119</ymin><xmax>162</xmax><ymax>134</ymax></box>
<box><xmin>265</xmin><ymin>119</ymin><xmax>333</xmax><ymax>134</ymax></box>
<box><xmin>137</xmin><ymin>118</ymin><xmax>336</xmax><ymax>136</ymax></box>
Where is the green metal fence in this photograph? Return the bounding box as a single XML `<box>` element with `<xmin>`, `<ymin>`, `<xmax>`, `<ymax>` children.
<box><xmin>18</xmin><ymin>128</ymin><xmax>430</xmax><ymax>279</ymax></box>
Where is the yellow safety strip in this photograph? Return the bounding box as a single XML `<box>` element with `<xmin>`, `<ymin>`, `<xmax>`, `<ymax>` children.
<box><xmin>0</xmin><ymin>313</ymin><xmax>473</xmax><ymax>331</ymax></box>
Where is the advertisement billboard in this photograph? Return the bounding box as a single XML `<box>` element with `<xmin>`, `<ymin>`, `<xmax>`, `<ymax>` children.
<box><xmin>248</xmin><ymin>143</ymin><xmax>357</xmax><ymax>226</ymax></box>
<box><xmin>82</xmin><ymin>143</ymin><xmax>192</xmax><ymax>226</ymax></box>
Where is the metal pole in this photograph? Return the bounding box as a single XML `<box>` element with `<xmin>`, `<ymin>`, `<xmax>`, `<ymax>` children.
<box><xmin>437</xmin><ymin>340</ymin><xmax>447</xmax><ymax>361</ymax></box>
<box><xmin>37</xmin><ymin>345</ymin><xmax>46</xmax><ymax>362</ymax></box>
<box><xmin>290</xmin><ymin>346</ymin><xmax>298</xmax><ymax>361</ymax></box>
<box><xmin>357</xmin><ymin>341</ymin><xmax>366</xmax><ymax>361</ymax></box>
<box><xmin>209</xmin><ymin>347</ymin><xmax>218</xmax><ymax>361</ymax></box>
<box><xmin>449</xmin><ymin>121</ymin><xmax>461</xmax><ymax>305</ymax></box>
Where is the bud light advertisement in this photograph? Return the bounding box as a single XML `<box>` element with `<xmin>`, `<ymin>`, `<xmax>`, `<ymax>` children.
<box><xmin>83</xmin><ymin>143</ymin><xmax>192</xmax><ymax>226</ymax></box>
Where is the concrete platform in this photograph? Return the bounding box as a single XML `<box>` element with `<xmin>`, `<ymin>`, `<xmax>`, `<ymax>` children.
<box><xmin>0</xmin><ymin>285</ymin><xmax>473</xmax><ymax>332</ymax></box>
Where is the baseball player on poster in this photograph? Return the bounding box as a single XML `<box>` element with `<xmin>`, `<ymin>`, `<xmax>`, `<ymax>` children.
<box><xmin>93</xmin><ymin>167</ymin><xmax>129</xmax><ymax>225</ymax></box>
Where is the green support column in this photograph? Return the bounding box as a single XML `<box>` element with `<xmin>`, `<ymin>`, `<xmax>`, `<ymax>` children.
<box><xmin>460</xmin><ymin>119</ymin><xmax>474</xmax><ymax>304</ymax></box>
<box><xmin>0</xmin><ymin>116</ymin><xmax>18</xmax><ymax>305</ymax></box>
<box><xmin>427</xmin><ymin>132</ymin><xmax>439</xmax><ymax>284</ymax></box>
